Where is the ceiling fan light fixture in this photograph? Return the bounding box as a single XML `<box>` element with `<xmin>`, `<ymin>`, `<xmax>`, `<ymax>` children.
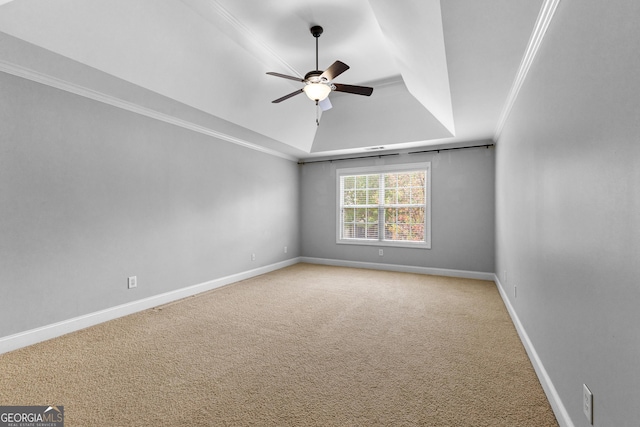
<box><xmin>303</xmin><ymin>82</ymin><xmax>331</xmax><ymax>101</ymax></box>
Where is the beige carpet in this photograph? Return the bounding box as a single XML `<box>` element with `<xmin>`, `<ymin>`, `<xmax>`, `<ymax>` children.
<box><xmin>0</xmin><ymin>263</ymin><xmax>558</xmax><ymax>426</ymax></box>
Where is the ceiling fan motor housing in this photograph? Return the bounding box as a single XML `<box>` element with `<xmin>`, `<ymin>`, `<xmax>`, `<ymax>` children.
<box><xmin>304</xmin><ymin>70</ymin><xmax>328</xmax><ymax>83</ymax></box>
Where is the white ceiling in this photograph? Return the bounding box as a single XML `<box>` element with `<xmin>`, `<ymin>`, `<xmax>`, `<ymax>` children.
<box><xmin>0</xmin><ymin>0</ymin><xmax>544</xmax><ymax>159</ymax></box>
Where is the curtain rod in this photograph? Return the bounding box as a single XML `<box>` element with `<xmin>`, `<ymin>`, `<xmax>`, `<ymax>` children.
<box><xmin>297</xmin><ymin>153</ymin><xmax>400</xmax><ymax>165</ymax></box>
<box><xmin>298</xmin><ymin>143</ymin><xmax>494</xmax><ymax>165</ymax></box>
<box><xmin>407</xmin><ymin>143</ymin><xmax>494</xmax><ymax>155</ymax></box>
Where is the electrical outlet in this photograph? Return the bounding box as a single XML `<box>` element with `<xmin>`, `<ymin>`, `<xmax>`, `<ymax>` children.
<box><xmin>127</xmin><ymin>276</ymin><xmax>137</xmax><ymax>289</ymax></box>
<box><xmin>379</xmin><ymin>249</ymin><xmax>383</xmax><ymax>256</ymax></box>
<box><xmin>583</xmin><ymin>384</ymin><xmax>593</xmax><ymax>424</ymax></box>
<box><xmin>251</xmin><ymin>253</ymin><xmax>256</xmax><ymax>261</ymax></box>
<box><xmin>284</xmin><ymin>246</ymin><xmax>287</xmax><ymax>254</ymax></box>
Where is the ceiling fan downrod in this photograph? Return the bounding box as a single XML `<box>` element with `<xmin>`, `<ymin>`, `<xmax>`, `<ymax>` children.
<box><xmin>310</xmin><ymin>25</ymin><xmax>323</xmax><ymax>71</ymax></box>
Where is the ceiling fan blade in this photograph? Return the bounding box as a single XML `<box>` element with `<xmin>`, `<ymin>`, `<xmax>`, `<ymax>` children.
<box><xmin>333</xmin><ymin>83</ymin><xmax>373</xmax><ymax>96</ymax></box>
<box><xmin>320</xmin><ymin>60</ymin><xmax>350</xmax><ymax>81</ymax></box>
<box><xmin>272</xmin><ymin>89</ymin><xmax>304</xmax><ymax>103</ymax></box>
<box><xmin>266</xmin><ymin>72</ymin><xmax>304</xmax><ymax>82</ymax></box>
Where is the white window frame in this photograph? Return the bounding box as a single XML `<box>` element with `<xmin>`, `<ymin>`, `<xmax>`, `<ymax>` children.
<box><xmin>336</xmin><ymin>162</ymin><xmax>431</xmax><ymax>249</ymax></box>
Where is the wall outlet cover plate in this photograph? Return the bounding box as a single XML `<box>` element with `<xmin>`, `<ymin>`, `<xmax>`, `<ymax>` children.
<box><xmin>127</xmin><ymin>276</ymin><xmax>137</xmax><ymax>289</ymax></box>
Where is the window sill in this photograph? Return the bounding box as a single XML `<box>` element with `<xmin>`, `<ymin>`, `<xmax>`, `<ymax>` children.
<box><xmin>336</xmin><ymin>239</ymin><xmax>431</xmax><ymax>249</ymax></box>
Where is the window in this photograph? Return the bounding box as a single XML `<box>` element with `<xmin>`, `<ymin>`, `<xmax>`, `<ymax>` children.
<box><xmin>337</xmin><ymin>163</ymin><xmax>431</xmax><ymax>248</ymax></box>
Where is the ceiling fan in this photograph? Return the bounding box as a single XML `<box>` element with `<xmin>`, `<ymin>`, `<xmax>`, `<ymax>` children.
<box><xmin>266</xmin><ymin>25</ymin><xmax>374</xmax><ymax>111</ymax></box>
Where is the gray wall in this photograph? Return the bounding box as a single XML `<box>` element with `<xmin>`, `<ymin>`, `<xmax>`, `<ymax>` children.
<box><xmin>0</xmin><ymin>70</ymin><xmax>300</xmax><ymax>338</ymax></box>
<box><xmin>300</xmin><ymin>146</ymin><xmax>495</xmax><ymax>273</ymax></box>
<box><xmin>495</xmin><ymin>0</ymin><xmax>640</xmax><ymax>425</ymax></box>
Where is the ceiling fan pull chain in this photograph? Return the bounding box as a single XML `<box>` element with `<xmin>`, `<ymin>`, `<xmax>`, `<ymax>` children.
<box><xmin>316</xmin><ymin>101</ymin><xmax>320</xmax><ymax>126</ymax></box>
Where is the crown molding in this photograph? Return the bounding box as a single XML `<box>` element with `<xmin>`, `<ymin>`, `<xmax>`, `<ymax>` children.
<box><xmin>0</xmin><ymin>59</ymin><xmax>298</xmax><ymax>162</ymax></box>
<box><xmin>494</xmin><ymin>0</ymin><xmax>561</xmax><ymax>141</ymax></box>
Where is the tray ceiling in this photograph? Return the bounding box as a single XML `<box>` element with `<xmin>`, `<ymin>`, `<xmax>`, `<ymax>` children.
<box><xmin>0</xmin><ymin>0</ymin><xmax>545</xmax><ymax>159</ymax></box>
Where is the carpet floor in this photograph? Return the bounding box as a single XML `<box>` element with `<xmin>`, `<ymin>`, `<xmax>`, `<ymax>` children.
<box><xmin>0</xmin><ymin>263</ymin><xmax>558</xmax><ymax>426</ymax></box>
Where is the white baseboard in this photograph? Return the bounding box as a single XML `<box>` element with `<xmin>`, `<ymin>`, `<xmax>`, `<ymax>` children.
<box><xmin>300</xmin><ymin>257</ymin><xmax>495</xmax><ymax>281</ymax></box>
<box><xmin>0</xmin><ymin>258</ymin><xmax>301</xmax><ymax>355</ymax></box>
<box><xmin>493</xmin><ymin>274</ymin><xmax>574</xmax><ymax>427</ymax></box>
